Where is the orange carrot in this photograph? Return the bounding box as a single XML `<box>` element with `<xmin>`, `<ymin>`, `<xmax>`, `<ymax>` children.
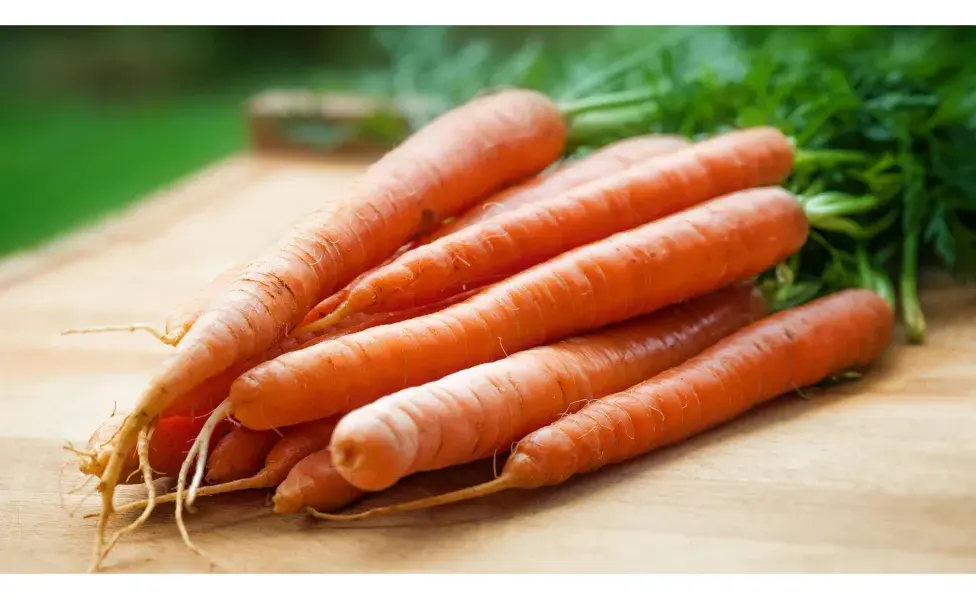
<box><xmin>226</xmin><ymin>186</ymin><xmax>808</xmax><ymax>432</ymax></box>
<box><xmin>271</xmin><ymin>449</ymin><xmax>365</xmax><ymax>514</ymax></box>
<box><xmin>107</xmin><ymin>416</ymin><xmax>342</xmax><ymax>516</ymax></box>
<box><xmin>310</xmin><ymin>289</ymin><xmax>894</xmax><ymax>520</ymax></box>
<box><xmin>92</xmin><ymin>91</ymin><xmax>566</xmax><ymax>561</ymax></box>
<box><xmin>416</xmin><ymin>134</ymin><xmax>691</xmax><ymax>244</ymax></box>
<box><xmin>330</xmin><ymin>284</ymin><xmax>767</xmax><ymax>492</ymax></box>
<box><xmin>205</xmin><ymin>426</ymin><xmax>282</xmax><ymax>484</ymax></box>
<box><xmin>296</xmin><ymin>126</ymin><xmax>793</xmax><ymax>334</ymax></box>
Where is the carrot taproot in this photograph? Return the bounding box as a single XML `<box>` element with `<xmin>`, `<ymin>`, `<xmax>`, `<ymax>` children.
<box><xmin>106</xmin><ymin>416</ymin><xmax>342</xmax><ymax>516</ymax></box>
<box><xmin>204</xmin><ymin>425</ymin><xmax>281</xmax><ymax>484</ymax></box>
<box><xmin>271</xmin><ymin>449</ymin><xmax>365</xmax><ymax>514</ymax></box>
<box><xmin>296</xmin><ymin>126</ymin><xmax>793</xmax><ymax>334</ymax></box>
<box><xmin>309</xmin><ymin>288</ymin><xmax>894</xmax><ymax>520</ymax></box>
<box><xmin>222</xmin><ymin>186</ymin><xmax>808</xmax><ymax>434</ymax></box>
<box><xmin>330</xmin><ymin>283</ymin><xmax>767</xmax><ymax>492</ymax></box>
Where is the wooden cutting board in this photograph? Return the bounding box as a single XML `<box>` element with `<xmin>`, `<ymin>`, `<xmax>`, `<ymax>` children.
<box><xmin>1</xmin><ymin>151</ymin><xmax>975</xmax><ymax>574</ymax></box>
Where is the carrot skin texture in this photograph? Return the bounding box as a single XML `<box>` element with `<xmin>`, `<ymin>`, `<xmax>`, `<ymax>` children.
<box><xmin>326</xmin><ymin>127</ymin><xmax>793</xmax><ymax>318</ymax></box>
<box><xmin>262</xmin><ymin>417</ymin><xmax>342</xmax><ymax>476</ymax></box>
<box><xmin>418</xmin><ymin>134</ymin><xmax>691</xmax><ymax>244</ymax></box>
<box><xmin>272</xmin><ymin>449</ymin><xmax>365</xmax><ymax>514</ymax></box>
<box><xmin>331</xmin><ymin>284</ymin><xmax>768</xmax><ymax>491</ymax></box>
<box><xmin>506</xmin><ymin>289</ymin><xmax>895</xmax><ymax>488</ymax></box>
<box><xmin>205</xmin><ymin>426</ymin><xmax>281</xmax><ymax>484</ymax></box>
<box><xmin>231</xmin><ymin>186</ymin><xmax>809</xmax><ymax>430</ymax></box>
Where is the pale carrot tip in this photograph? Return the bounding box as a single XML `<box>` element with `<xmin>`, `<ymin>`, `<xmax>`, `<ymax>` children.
<box><xmin>61</xmin><ymin>323</ymin><xmax>177</xmax><ymax>346</ymax></box>
<box><xmin>292</xmin><ymin>301</ymin><xmax>354</xmax><ymax>336</ymax></box>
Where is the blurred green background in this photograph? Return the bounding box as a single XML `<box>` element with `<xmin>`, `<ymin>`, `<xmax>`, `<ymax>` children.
<box><xmin>0</xmin><ymin>26</ymin><xmax>596</xmax><ymax>258</ymax></box>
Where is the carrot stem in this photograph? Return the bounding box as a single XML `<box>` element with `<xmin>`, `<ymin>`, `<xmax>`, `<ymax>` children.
<box><xmin>900</xmin><ymin>232</ymin><xmax>926</xmax><ymax>344</ymax></box>
<box><xmin>558</xmin><ymin>88</ymin><xmax>658</xmax><ymax>118</ymax></box>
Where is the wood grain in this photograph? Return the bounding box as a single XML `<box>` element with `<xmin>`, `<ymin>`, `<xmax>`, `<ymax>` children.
<box><xmin>1</xmin><ymin>152</ymin><xmax>974</xmax><ymax>573</ymax></box>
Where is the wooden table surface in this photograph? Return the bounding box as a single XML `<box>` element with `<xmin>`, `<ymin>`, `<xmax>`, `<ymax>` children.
<box><xmin>2</xmin><ymin>152</ymin><xmax>975</xmax><ymax>573</ymax></box>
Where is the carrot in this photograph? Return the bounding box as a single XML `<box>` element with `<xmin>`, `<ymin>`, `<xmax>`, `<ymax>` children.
<box><xmin>330</xmin><ymin>283</ymin><xmax>767</xmax><ymax>492</ymax></box>
<box><xmin>205</xmin><ymin>425</ymin><xmax>281</xmax><ymax>484</ymax></box>
<box><xmin>91</xmin><ymin>91</ymin><xmax>566</xmax><ymax>565</ymax></box>
<box><xmin>310</xmin><ymin>288</ymin><xmax>894</xmax><ymax>520</ymax></box>
<box><xmin>223</xmin><ymin>186</ymin><xmax>807</xmax><ymax>434</ymax></box>
<box><xmin>271</xmin><ymin>449</ymin><xmax>365</xmax><ymax>514</ymax></box>
<box><xmin>296</xmin><ymin>126</ymin><xmax>793</xmax><ymax>334</ymax></box>
<box><xmin>106</xmin><ymin>416</ymin><xmax>342</xmax><ymax>516</ymax></box>
<box><xmin>415</xmin><ymin>134</ymin><xmax>691</xmax><ymax>244</ymax></box>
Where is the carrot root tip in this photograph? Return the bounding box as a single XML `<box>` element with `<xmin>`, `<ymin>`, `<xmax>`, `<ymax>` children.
<box><xmin>292</xmin><ymin>300</ymin><xmax>354</xmax><ymax>336</ymax></box>
<box><xmin>61</xmin><ymin>323</ymin><xmax>177</xmax><ymax>346</ymax></box>
<box><xmin>96</xmin><ymin>429</ymin><xmax>158</xmax><ymax>569</ymax></box>
<box><xmin>306</xmin><ymin>476</ymin><xmax>515</xmax><ymax>521</ymax></box>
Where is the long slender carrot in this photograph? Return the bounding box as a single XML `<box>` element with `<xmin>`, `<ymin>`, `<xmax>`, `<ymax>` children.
<box><xmin>296</xmin><ymin>126</ymin><xmax>793</xmax><ymax>334</ymax></box>
<box><xmin>309</xmin><ymin>289</ymin><xmax>894</xmax><ymax>520</ymax></box>
<box><xmin>224</xmin><ymin>186</ymin><xmax>808</xmax><ymax>433</ymax></box>
<box><xmin>205</xmin><ymin>426</ymin><xmax>282</xmax><ymax>484</ymax></box>
<box><xmin>105</xmin><ymin>416</ymin><xmax>342</xmax><ymax>516</ymax></box>
<box><xmin>271</xmin><ymin>449</ymin><xmax>365</xmax><ymax>514</ymax></box>
<box><xmin>415</xmin><ymin>134</ymin><xmax>691</xmax><ymax>244</ymax></box>
<box><xmin>330</xmin><ymin>283</ymin><xmax>767</xmax><ymax>492</ymax></box>
<box><xmin>92</xmin><ymin>91</ymin><xmax>567</xmax><ymax>564</ymax></box>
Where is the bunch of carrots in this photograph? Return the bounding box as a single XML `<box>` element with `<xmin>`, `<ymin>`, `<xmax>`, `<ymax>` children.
<box><xmin>71</xmin><ymin>89</ymin><xmax>895</xmax><ymax>571</ymax></box>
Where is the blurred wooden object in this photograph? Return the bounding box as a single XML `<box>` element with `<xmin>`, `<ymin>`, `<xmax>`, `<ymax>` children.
<box><xmin>246</xmin><ymin>89</ymin><xmax>426</xmax><ymax>156</ymax></box>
